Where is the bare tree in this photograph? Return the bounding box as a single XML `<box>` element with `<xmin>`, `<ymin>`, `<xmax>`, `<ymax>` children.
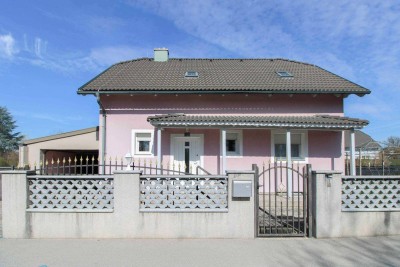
<box><xmin>384</xmin><ymin>136</ymin><xmax>400</xmax><ymax>148</ymax></box>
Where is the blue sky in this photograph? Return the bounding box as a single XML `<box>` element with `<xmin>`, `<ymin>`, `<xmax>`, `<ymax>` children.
<box><xmin>0</xmin><ymin>0</ymin><xmax>399</xmax><ymax>142</ymax></box>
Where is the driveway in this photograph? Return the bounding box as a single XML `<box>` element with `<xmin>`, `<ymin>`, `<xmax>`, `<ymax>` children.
<box><xmin>0</xmin><ymin>236</ymin><xmax>399</xmax><ymax>267</ymax></box>
<box><xmin>1</xmin><ymin>200</ymin><xmax>399</xmax><ymax>267</ymax></box>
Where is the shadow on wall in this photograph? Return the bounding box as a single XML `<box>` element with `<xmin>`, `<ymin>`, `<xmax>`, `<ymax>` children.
<box><xmin>308</xmin><ymin>131</ymin><xmax>342</xmax><ymax>170</ymax></box>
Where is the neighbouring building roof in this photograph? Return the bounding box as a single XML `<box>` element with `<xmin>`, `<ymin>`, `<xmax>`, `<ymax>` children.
<box><xmin>344</xmin><ymin>130</ymin><xmax>381</xmax><ymax>150</ymax></box>
<box><xmin>147</xmin><ymin>114</ymin><xmax>368</xmax><ymax>129</ymax></box>
<box><xmin>22</xmin><ymin>127</ymin><xmax>99</xmax><ymax>145</ymax></box>
<box><xmin>78</xmin><ymin>58</ymin><xmax>370</xmax><ymax>95</ymax></box>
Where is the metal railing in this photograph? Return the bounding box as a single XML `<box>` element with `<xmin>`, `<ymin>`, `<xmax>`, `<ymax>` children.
<box><xmin>31</xmin><ymin>156</ymin><xmax>212</xmax><ymax>176</ymax></box>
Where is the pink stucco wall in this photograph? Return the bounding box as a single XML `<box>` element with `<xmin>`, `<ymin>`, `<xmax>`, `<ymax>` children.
<box><xmin>308</xmin><ymin>130</ymin><xmax>344</xmax><ymax>171</ymax></box>
<box><xmin>99</xmin><ymin>94</ymin><xmax>345</xmax><ymax>174</ymax></box>
<box><xmin>102</xmin><ymin>94</ymin><xmax>343</xmax><ymax>115</ymax></box>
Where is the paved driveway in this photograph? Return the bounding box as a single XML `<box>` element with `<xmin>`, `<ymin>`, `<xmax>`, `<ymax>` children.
<box><xmin>1</xmin><ymin>201</ymin><xmax>399</xmax><ymax>267</ymax></box>
<box><xmin>0</xmin><ymin>236</ymin><xmax>399</xmax><ymax>267</ymax></box>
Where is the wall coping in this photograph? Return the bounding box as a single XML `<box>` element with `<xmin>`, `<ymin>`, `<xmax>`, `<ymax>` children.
<box><xmin>28</xmin><ymin>175</ymin><xmax>113</xmax><ymax>179</ymax></box>
<box><xmin>0</xmin><ymin>170</ymin><xmax>36</xmax><ymax>175</ymax></box>
<box><xmin>226</xmin><ymin>170</ymin><xmax>256</xmax><ymax>174</ymax></box>
<box><xmin>343</xmin><ymin>175</ymin><xmax>400</xmax><ymax>179</ymax></box>
<box><xmin>312</xmin><ymin>170</ymin><xmax>342</xmax><ymax>175</ymax></box>
<box><xmin>113</xmin><ymin>170</ymin><xmax>143</xmax><ymax>174</ymax></box>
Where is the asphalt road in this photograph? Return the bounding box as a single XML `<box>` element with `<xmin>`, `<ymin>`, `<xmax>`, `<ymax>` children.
<box><xmin>0</xmin><ymin>235</ymin><xmax>399</xmax><ymax>267</ymax></box>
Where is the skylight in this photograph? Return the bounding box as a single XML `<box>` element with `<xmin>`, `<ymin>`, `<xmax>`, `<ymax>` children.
<box><xmin>276</xmin><ymin>71</ymin><xmax>293</xmax><ymax>78</ymax></box>
<box><xmin>185</xmin><ymin>71</ymin><xmax>199</xmax><ymax>78</ymax></box>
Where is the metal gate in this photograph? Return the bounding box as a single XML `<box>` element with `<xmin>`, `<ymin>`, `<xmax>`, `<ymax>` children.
<box><xmin>253</xmin><ymin>162</ymin><xmax>312</xmax><ymax>237</ymax></box>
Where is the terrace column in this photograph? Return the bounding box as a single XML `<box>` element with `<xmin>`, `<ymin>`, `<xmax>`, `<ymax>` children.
<box><xmin>286</xmin><ymin>129</ymin><xmax>292</xmax><ymax>196</ymax></box>
<box><xmin>221</xmin><ymin>129</ymin><xmax>227</xmax><ymax>174</ymax></box>
<box><xmin>157</xmin><ymin>127</ymin><xmax>162</xmax><ymax>173</ymax></box>
<box><xmin>350</xmin><ymin>129</ymin><xmax>356</xmax><ymax>175</ymax></box>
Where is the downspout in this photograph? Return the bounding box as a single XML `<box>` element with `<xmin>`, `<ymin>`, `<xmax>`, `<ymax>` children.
<box><xmin>96</xmin><ymin>91</ymin><xmax>106</xmax><ymax>174</ymax></box>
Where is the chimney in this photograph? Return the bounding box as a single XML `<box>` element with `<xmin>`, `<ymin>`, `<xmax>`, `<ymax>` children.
<box><xmin>154</xmin><ymin>48</ymin><xmax>169</xmax><ymax>62</ymax></box>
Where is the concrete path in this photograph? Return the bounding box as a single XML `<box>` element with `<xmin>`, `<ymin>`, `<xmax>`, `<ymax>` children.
<box><xmin>0</xmin><ymin>236</ymin><xmax>399</xmax><ymax>267</ymax></box>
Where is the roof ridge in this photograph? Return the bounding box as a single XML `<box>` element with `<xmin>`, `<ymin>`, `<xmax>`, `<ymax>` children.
<box><xmin>113</xmin><ymin>57</ymin><xmax>316</xmax><ymax>67</ymax></box>
<box><xmin>23</xmin><ymin>126</ymin><xmax>98</xmax><ymax>145</ymax></box>
<box><xmin>114</xmin><ymin>57</ymin><xmax>152</xmax><ymax>66</ymax></box>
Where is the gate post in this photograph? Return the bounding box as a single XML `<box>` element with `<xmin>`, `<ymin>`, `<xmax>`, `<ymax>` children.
<box><xmin>252</xmin><ymin>164</ymin><xmax>259</xmax><ymax>237</ymax></box>
<box><xmin>306</xmin><ymin>164</ymin><xmax>313</xmax><ymax>237</ymax></box>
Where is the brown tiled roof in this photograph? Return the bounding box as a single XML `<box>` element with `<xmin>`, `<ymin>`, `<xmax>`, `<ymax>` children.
<box><xmin>344</xmin><ymin>130</ymin><xmax>382</xmax><ymax>149</ymax></box>
<box><xmin>78</xmin><ymin>58</ymin><xmax>370</xmax><ymax>95</ymax></box>
<box><xmin>147</xmin><ymin>114</ymin><xmax>368</xmax><ymax>129</ymax></box>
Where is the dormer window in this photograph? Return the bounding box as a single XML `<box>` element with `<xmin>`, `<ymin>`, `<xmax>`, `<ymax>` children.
<box><xmin>185</xmin><ymin>71</ymin><xmax>199</xmax><ymax>78</ymax></box>
<box><xmin>276</xmin><ymin>71</ymin><xmax>293</xmax><ymax>78</ymax></box>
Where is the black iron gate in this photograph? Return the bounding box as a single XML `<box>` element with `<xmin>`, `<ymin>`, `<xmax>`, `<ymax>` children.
<box><xmin>253</xmin><ymin>162</ymin><xmax>312</xmax><ymax>237</ymax></box>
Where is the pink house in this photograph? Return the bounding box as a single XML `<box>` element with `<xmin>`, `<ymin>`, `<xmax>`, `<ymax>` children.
<box><xmin>77</xmin><ymin>48</ymin><xmax>369</xmax><ymax>175</ymax></box>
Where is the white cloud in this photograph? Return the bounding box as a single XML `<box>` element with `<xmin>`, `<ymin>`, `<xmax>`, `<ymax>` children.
<box><xmin>87</xmin><ymin>16</ymin><xmax>126</xmax><ymax>33</ymax></box>
<box><xmin>34</xmin><ymin>37</ymin><xmax>47</xmax><ymax>58</ymax></box>
<box><xmin>16</xmin><ymin>45</ymin><xmax>147</xmax><ymax>74</ymax></box>
<box><xmin>0</xmin><ymin>34</ymin><xmax>133</xmax><ymax>73</ymax></box>
<box><xmin>0</xmin><ymin>34</ymin><xmax>18</xmax><ymax>58</ymax></box>
<box><xmin>127</xmin><ymin>0</ymin><xmax>400</xmax><ymax>83</ymax></box>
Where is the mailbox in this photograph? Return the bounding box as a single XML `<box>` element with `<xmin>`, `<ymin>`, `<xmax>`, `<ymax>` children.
<box><xmin>232</xmin><ymin>180</ymin><xmax>252</xmax><ymax>198</ymax></box>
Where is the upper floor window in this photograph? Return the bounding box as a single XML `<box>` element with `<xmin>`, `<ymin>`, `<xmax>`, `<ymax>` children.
<box><xmin>132</xmin><ymin>130</ymin><xmax>154</xmax><ymax>156</ymax></box>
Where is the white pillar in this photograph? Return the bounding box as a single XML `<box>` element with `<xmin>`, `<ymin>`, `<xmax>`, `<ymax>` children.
<box><xmin>286</xmin><ymin>129</ymin><xmax>292</xmax><ymax>196</ymax></box>
<box><xmin>350</xmin><ymin>129</ymin><xmax>356</xmax><ymax>175</ymax></box>
<box><xmin>221</xmin><ymin>129</ymin><xmax>227</xmax><ymax>174</ymax></box>
<box><xmin>157</xmin><ymin>127</ymin><xmax>162</xmax><ymax>173</ymax></box>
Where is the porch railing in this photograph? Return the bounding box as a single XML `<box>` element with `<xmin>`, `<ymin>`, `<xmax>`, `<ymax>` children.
<box><xmin>31</xmin><ymin>156</ymin><xmax>208</xmax><ymax>176</ymax></box>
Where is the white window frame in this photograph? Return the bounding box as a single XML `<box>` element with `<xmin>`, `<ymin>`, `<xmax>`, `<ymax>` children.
<box><xmin>224</xmin><ymin>130</ymin><xmax>243</xmax><ymax>157</ymax></box>
<box><xmin>131</xmin><ymin>130</ymin><xmax>154</xmax><ymax>156</ymax></box>
<box><xmin>271</xmin><ymin>130</ymin><xmax>308</xmax><ymax>163</ymax></box>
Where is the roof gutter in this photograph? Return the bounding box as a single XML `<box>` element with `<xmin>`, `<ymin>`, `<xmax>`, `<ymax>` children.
<box><xmin>96</xmin><ymin>92</ymin><xmax>107</xmax><ymax>173</ymax></box>
<box><xmin>148</xmin><ymin>122</ymin><xmax>367</xmax><ymax>130</ymax></box>
<box><xmin>78</xmin><ymin>89</ymin><xmax>370</xmax><ymax>96</ymax></box>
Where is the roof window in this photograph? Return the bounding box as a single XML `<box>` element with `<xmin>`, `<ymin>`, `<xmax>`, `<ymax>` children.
<box><xmin>276</xmin><ymin>71</ymin><xmax>293</xmax><ymax>78</ymax></box>
<box><xmin>185</xmin><ymin>71</ymin><xmax>199</xmax><ymax>78</ymax></box>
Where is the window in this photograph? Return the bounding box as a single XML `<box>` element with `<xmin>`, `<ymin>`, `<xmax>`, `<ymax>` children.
<box><xmin>272</xmin><ymin>131</ymin><xmax>307</xmax><ymax>161</ymax></box>
<box><xmin>132</xmin><ymin>130</ymin><xmax>154</xmax><ymax>155</ymax></box>
<box><xmin>276</xmin><ymin>71</ymin><xmax>293</xmax><ymax>78</ymax></box>
<box><xmin>185</xmin><ymin>71</ymin><xmax>199</xmax><ymax>78</ymax></box>
<box><xmin>225</xmin><ymin>130</ymin><xmax>242</xmax><ymax>156</ymax></box>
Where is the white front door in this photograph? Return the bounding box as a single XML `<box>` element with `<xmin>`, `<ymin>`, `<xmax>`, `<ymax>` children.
<box><xmin>171</xmin><ymin>135</ymin><xmax>203</xmax><ymax>173</ymax></box>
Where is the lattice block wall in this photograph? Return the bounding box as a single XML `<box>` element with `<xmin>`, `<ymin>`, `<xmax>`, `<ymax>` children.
<box><xmin>342</xmin><ymin>178</ymin><xmax>400</xmax><ymax>211</ymax></box>
<box><xmin>28</xmin><ymin>177</ymin><xmax>114</xmax><ymax>211</ymax></box>
<box><xmin>140</xmin><ymin>177</ymin><xmax>228</xmax><ymax>211</ymax></box>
